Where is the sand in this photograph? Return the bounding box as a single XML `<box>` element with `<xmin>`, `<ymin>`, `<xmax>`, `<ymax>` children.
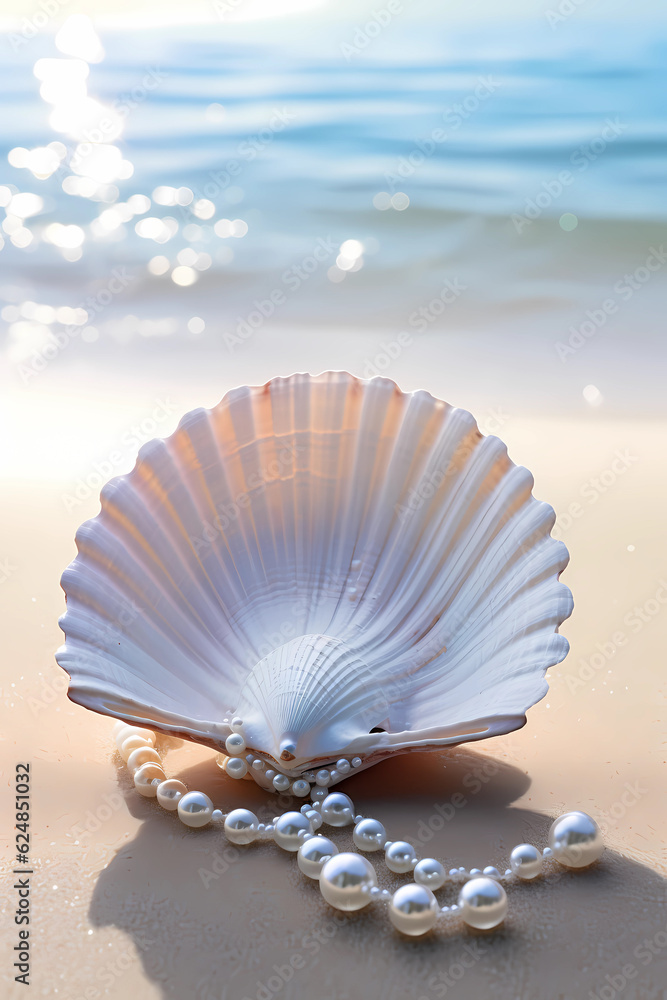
<box><xmin>1</xmin><ymin>392</ymin><xmax>666</xmax><ymax>1000</ymax></box>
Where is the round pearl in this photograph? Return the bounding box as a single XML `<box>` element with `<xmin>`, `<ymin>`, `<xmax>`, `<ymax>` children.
<box><xmin>272</xmin><ymin>773</ymin><xmax>291</xmax><ymax>792</ymax></box>
<box><xmin>177</xmin><ymin>791</ymin><xmax>214</xmax><ymax>828</ymax></box>
<box><xmin>291</xmin><ymin>779</ymin><xmax>310</xmax><ymax>797</ymax></box>
<box><xmin>458</xmin><ymin>877</ymin><xmax>507</xmax><ymax>930</ymax></box>
<box><xmin>297</xmin><ymin>836</ymin><xmax>338</xmax><ymax>879</ymax></box>
<box><xmin>336</xmin><ymin>759</ymin><xmax>351</xmax><ymax>774</ymax></box>
<box><xmin>133</xmin><ymin>762</ymin><xmax>165</xmax><ymax>796</ymax></box>
<box><xmin>156</xmin><ymin>778</ymin><xmax>187</xmax><ymax>811</ymax></box>
<box><xmin>305</xmin><ymin>809</ymin><xmax>323</xmax><ymax>831</ymax></box>
<box><xmin>225</xmin><ymin>732</ymin><xmax>246</xmax><ymax>755</ymax></box>
<box><xmin>230</xmin><ymin>717</ymin><xmax>244</xmax><ymax>731</ymax></box>
<box><xmin>353</xmin><ymin>818</ymin><xmax>386</xmax><ymax>852</ymax></box>
<box><xmin>483</xmin><ymin>866</ymin><xmax>501</xmax><ymax>879</ymax></box>
<box><xmin>115</xmin><ymin>725</ymin><xmax>155</xmax><ymax>749</ymax></box>
<box><xmin>310</xmin><ymin>786</ymin><xmax>328</xmax><ymax>804</ymax></box>
<box><xmin>351</xmin><ymin>757</ymin><xmax>362</xmax><ymax>768</ymax></box>
<box><xmin>225</xmin><ymin>757</ymin><xmax>248</xmax><ymax>779</ymax></box>
<box><xmin>414</xmin><ymin>858</ymin><xmax>447</xmax><ymax>890</ymax></box>
<box><xmin>549</xmin><ymin>811</ymin><xmax>604</xmax><ymax>868</ymax></box>
<box><xmin>224</xmin><ymin>808</ymin><xmax>259</xmax><ymax>845</ymax></box>
<box><xmin>319</xmin><ymin>852</ymin><xmax>377</xmax><ymax>911</ymax></box>
<box><xmin>321</xmin><ymin>792</ymin><xmax>355</xmax><ymax>827</ymax></box>
<box><xmin>273</xmin><ymin>811</ymin><xmax>312</xmax><ymax>851</ymax></box>
<box><xmin>510</xmin><ymin>843</ymin><xmax>543</xmax><ymax>880</ymax></box>
<box><xmin>127</xmin><ymin>746</ymin><xmax>161</xmax><ymax>771</ymax></box>
<box><xmin>119</xmin><ymin>734</ymin><xmax>152</xmax><ymax>762</ymax></box>
<box><xmin>315</xmin><ymin>769</ymin><xmax>331</xmax><ymax>787</ymax></box>
<box><xmin>385</xmin><ymin>840</ymin><xmax>417</xmax><ymax>874</ymax></box>
<box><xmin>252</xmin><ymin>759</ymin><xmax>265</xmax><ymax>771</ymax></box>
<box><xmin>389</xmin><ymin>884</ymin><xmax>439</xmax><ymax>936</ymax></box>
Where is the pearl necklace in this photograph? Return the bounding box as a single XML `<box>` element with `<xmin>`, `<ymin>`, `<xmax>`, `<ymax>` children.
<box><xmin>114</xmin><ymin>722</ymin><xmax>605</xmax><ymax>937</ymax></box>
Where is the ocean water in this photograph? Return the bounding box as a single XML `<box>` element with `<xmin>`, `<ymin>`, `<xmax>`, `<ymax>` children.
<box><xmin>0</xmin><ymin>15</ymin><xmax>665</xmax><ymax>395</ymax></box>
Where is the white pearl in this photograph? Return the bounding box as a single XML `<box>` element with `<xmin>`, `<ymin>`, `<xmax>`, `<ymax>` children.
<box><xmin>156</xmin><ymin>778</ymin><xmax>187</xmax><ymax>811</ymax></box>
<box><xmin>336</xmin><ymin>759</ymin><xmax>351</xmax><ymax>774</ymax></box>
<box><xmin>414</xmin><ymin>858</ymin><xmax>446</xmax><ymax>889</ymax></box>
<box><xmin>351</xmin><ymin>757</ymin><xmax>362</xmax><ymax>768</ymax></box>
<box><xmin>549</xmin><ymin>811</ymin><xmax>604</xmax><ymax>868</ymax></box>
<box><xmin>483</xmin><ymin>866</ymin><xmax>501</xmax><ymax>879</ymax></box>
<box><xmin>273</xmin><ymin>811</ymin><xmax>312</xmax><ymax>851</ymax></box>
<box><xmin>225</xmin><ymin>732</ymin><xmax>246</xmax><ymax>755</ymax></box>
<box><xmin>319</xmin><ymin>852</ymin><xmax>377</xmax><ymax>911</ymax></box>
<box><xmin>389</xmin><ymin>884</ymin><xmax>439</xmax><ymax>936</ymax></box>
<box><xmin>510</xmin><ymin>843</ymin><xmax>542</xmax><ymax>880</ymax></box>
<box><xmin>225</xmin><ymin>757</ymin><xmax>248</xmax><ymax>779</ymax></box>
<box><xmin>265</xmin><ymin>769</ymin><xmax>276</xmax><ymax>781</ymax></box>
<box><xmin>133</xmin><ymin>762</ymin><xmax>165</xmax><ymax>797</ymax></box>
<box><xmin>292</xmin><ymin>779</ymin><xmax>310</xmax><ymax>797</ymax></box>
<box><xmin>297</xmin><ymin>836</ymin><xmax>338</xmax><ymax>879</ymax></box>
<box><xmin>230</xmin><ymin>717</ymin><xmax>244</xmax><ymax>731</ymax></box>
<box><xmin>310</xmin><ymin>786</ymin><xmax>328</xmax><ymax>803</ymax></box>
<box><xmin>272</xmin><ymin>773</ymin><xmax>291</xmax><ymax>792</ymax></box>
<box><xmin>119</xmin><ymin>734</ymin><xmax>152</xmax><ymax>761</ymax></box>
<box><xmin>458</xmin><ymin>877</ymin><xmax>507</xmax><ymax>929</ymax></box>
<box><xmin>212</xmin><ymin>809</ymin><xmax>224</xmax><ymax>823</ymax></box>
<box><xmin>224</xmin><ymin>808</ymin><xmax>258</xmax><ymax>845</ymax></box>
<box><xmin>127</xmin><ymin>746</ymin><xmax>161</xmax><ymax>771</ymax></box>
<box><xmin>385</xmin><ymin>841</ymin><xmax>417</xmax><ymax>874</ymax></box>
<box><xmin>328</xmin><ymin>769</ymin><xmax>340</xmax><ymax>783</ymax></box>
<box><xmin>177</xmin><ymin>790</ymin><xmax>214</xmax><ymax>828</ymax></box>
<box><xmin>115</xmin><ymin>725</ymin><xmax>155</xmax><ymax>749</ymax></box>
<box><xmin>321</xmin><ymin>792</ymin><xmax>355</xmax><ymax>827</ymax></box>
<box><xmin>305</xmin><ymin>809</ymin><xmax>323</xmax><ymax>830</ymax></box>
<box><xmin>315</xmin><ymin>769</ymin><xmax>331</xmax><ymax>786</ymax></box>
<box><xmin>353</xmin><ymin>818</ymin><xmax>386</xmax><ymax>852</ymax></box>
<box><xmin>252</xmin><ymin>759</ymin><xmax>265</xmax><ymax>771</ymax></box>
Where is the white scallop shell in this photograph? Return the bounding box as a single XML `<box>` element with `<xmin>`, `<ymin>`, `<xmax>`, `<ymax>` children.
<box><xmin>57</xmin><ymin>372</ymin><xmax>572</xmax><ymax>785</ymax></box>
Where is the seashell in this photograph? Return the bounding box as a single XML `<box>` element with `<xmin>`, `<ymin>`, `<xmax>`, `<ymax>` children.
<box><xmin>56</xmin><ymin>371</ymin><xmax>572</xmax><ymax>789</ymax></box>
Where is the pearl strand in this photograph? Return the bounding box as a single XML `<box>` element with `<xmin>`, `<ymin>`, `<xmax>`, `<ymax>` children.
<box><xmin>114</xmin><ymin>722</ymin><xmax>604</xmax><ymax>937</ymax></box>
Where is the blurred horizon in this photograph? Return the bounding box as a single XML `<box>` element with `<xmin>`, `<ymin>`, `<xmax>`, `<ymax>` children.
<box><xmin>0</xmin><ymin>2</ymin><xmax>665</xmax><ymax>483</ymax></box>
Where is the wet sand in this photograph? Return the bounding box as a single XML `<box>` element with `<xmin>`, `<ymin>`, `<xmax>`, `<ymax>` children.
<box><xmin>1</xmin><ymin>396</ymin><xmax>666</xmax><ymax>1000</ymax></box>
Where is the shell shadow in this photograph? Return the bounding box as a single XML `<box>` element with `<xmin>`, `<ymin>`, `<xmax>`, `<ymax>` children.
<box><xmin>89</xmin><ymin>748</ymin><xmax>667</xmax><ymax>1000</ymax></box>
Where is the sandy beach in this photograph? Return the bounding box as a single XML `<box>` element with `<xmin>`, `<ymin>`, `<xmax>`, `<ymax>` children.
<box><xmin>2</xmin><ymin>389</ymin><xmax>666</xmax><ymax>999</ymax></box>
<box><xmin>1</xmin><ymin>1</ymin><xmax>666</xmax><ymax>997</ymax></box>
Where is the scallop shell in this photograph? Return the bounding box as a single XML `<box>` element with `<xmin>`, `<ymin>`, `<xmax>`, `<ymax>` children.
<box><xmin>56</xmin><ymin>371</ymin><xmax>572</xmax><ymax>789</ymax></box>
